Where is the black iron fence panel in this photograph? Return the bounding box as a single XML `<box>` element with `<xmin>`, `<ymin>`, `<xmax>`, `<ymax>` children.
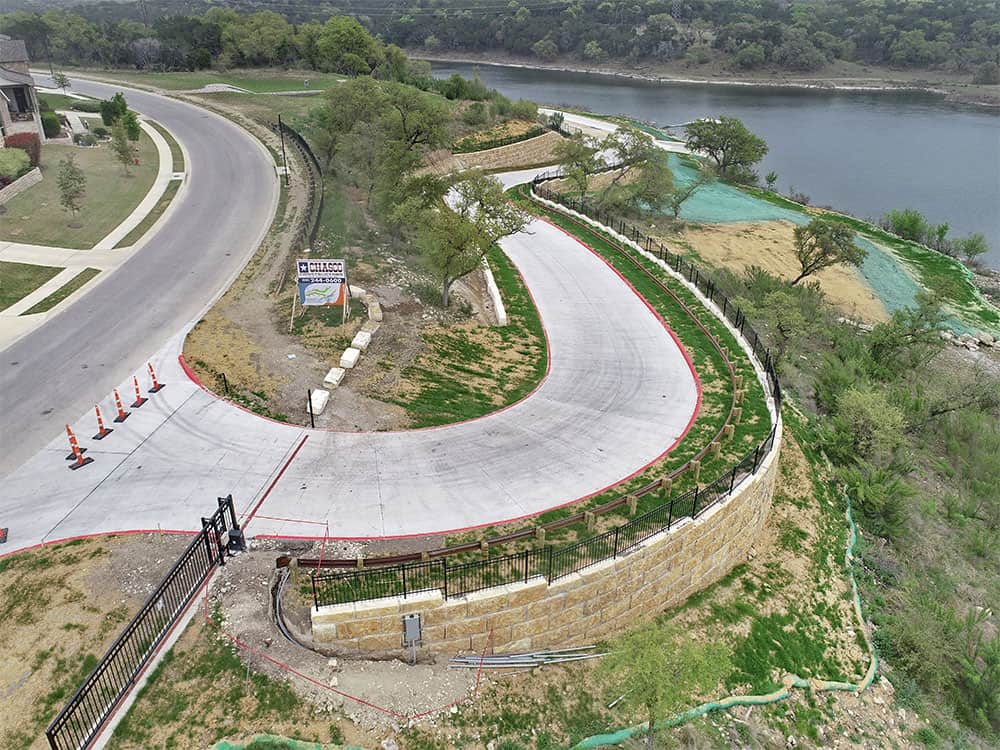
<box><xmin>45</xmin><ymin>497</ymin><xmax>240</xmax><ymax>750</ymax></box>
<box><xmin>310</xmin><ymin>181</ymin><xmax>784</xmax><ymax>612</ymax></box>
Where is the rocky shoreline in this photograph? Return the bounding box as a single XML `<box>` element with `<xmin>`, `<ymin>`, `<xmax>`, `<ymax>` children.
<box><xmin>415</xmin><ymin>52</ymin><xmax>1000</xmax><ymax>109</ymax></box>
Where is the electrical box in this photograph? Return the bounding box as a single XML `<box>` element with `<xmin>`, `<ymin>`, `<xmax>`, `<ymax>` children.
<box><xmin>402</xmin><ymin>613</ymin><xmax>421</xmax><ymax>645</ymax></box>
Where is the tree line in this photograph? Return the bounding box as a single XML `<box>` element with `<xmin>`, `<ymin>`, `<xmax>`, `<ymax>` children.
<box><xmin>2</xmin><ymin>1</ymin><xmax>998</xmax><ymax>81</ymax></box>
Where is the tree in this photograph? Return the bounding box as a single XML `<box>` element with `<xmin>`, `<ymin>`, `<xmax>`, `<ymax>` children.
<box><xmin>834</xmin><ymin>386</ymin><xmax>906</xmax><ymax>461</ymax></box>
<box><xmin>418</xmin><ymin>174</ymin><xmax>528</xmax><ymax>307</ymax></box>
<box><xmin>684</xmin><ymin>116</ymin><xmax>767</xmax><ymax>182</ymax></box>
<box><xmin>316</xmin><ymin>16</ymin><xmax>382</xmax><ymax>75</ymax></box>
<box><xmin>553</xmin><ymin>135</ymin><xmax>600</xmax><ymax>197</ymax></box>
<box><xmin>884</xmin><ymin>208</ymin><xmax>929</xmax><ymax>243</ymax></box>
<box><xmin>627</xmin><ymin>150</ymin><xmax>674</xmax><ymax>213</ymax></box>
<box><xmin>583</xmin><ymin>40</ymin><xmax>607</xmax><ymax>62</ymax></box>
<box><xmin>765</xmin><ymin>170</ymin><xmax>778</xmax><ymax>190</ymax></box>
<box><xmin>57</xmin><ymin>153</ymin><xmax>86</xmax><ymax>220</ymax></box>
<box><xmin>121</xmin><ymin>110</ymin><xmax>141</xmax><ymax>141</ymax></box>
<box><xmin>734</xmin><ymin>43</ymin><xmax>765</xmax><ymax>69</ymax></box>
<box><xmin>791</xmin><ymin>218</ymin><xmax>866</xmax><ymax>285</ymax></box>
<box><xmin>110</xmin><ymin>123</ymin><xmax>133</xmax><ymax>176</ymax></box>
<box><xmin>669</xmin><ymin>168</ymin><xmax>714</xmax><ymax>218</ymax></box>
<box><xmin>972</xmin><ymin>62</ymin><xmax>1000</xmax><ymax>85</ymax></box>
<box><xmin>99</xmin><ymin>92</ymin><xmax>128</xmax><ymax>126</ymax></box>
<box><xmin>955</xmin><ymin>233</ymin><xmax>989</xmax><ymax>264</ymax></box>
<box><xmin>52</xmin><ymin>71</ymin><xmax>70</xmax><ymax>93</ymax></box>
<box><xmin>532</xmin><ymin>37</ymin><xmax>558</xmax><ymax>61</ymax></box>
<box><xmin>601</xmin><ymin>621</ymin><xmax>730</xmax><ymax>749</ymax></box>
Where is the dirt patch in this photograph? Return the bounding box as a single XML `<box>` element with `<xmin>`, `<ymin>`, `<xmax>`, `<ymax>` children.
<box><xmin>679</xmin><ymin>221</ymin><xmax>890</xmax><ymax>324</ymax></box>
<box><xmin>0</xmin><ymin>534</ymin><xmax>193</xmax><ymax>749</ymax></box>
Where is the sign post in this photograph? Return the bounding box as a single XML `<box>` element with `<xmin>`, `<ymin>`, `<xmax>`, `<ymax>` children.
<box><xmin>296</xmin><ymin>258</ymin><xmax>350</xmax><ymax>324</ymax></box>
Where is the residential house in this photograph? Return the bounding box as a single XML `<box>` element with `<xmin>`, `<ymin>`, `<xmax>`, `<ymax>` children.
<box><xmin>0</xmin><ymin>35</ymin><xmax>44</xmax><ymax>142</ymax></box>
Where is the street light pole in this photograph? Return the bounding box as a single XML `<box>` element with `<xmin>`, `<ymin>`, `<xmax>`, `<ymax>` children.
<box><xmin>277</xmin><ymin>114</ymin><xmax>290</xmax><ymax>188</ymax></box>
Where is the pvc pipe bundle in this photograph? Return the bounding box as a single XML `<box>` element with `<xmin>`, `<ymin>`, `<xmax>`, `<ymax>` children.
<box><xmin>449</xmin><ymin>645</ymin><xmax>606</xmax><ymax>670</ymax></box>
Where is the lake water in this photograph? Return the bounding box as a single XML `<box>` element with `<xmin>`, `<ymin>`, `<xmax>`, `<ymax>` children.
<box><xmin>430</xmin><ymin>61</ymin><xmax>1000</xmax><ymax>269</ymax></box>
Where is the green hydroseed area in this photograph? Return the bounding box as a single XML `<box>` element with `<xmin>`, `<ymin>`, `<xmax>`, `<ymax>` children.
<box><xmin>661</xmin><ymin>154</ymin><xmax>995</xmax><ymax>335</ymax></box>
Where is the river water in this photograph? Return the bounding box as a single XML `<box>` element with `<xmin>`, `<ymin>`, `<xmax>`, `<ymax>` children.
<box><xmin>430</xmin><ymin>61</ymin><xmax>1000</xmax><ymax>269</ymax></box>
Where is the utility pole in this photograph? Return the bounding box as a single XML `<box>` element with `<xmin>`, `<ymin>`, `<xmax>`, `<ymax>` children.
<box><xmin>277</xmin><ymin>114</ymin><xmax>290</xmax><ymax>187</ymax></box>
<box><xmin>138</xmin><ymin>0</ymin><xmax>151</xmax><ymax>28</ymax></box>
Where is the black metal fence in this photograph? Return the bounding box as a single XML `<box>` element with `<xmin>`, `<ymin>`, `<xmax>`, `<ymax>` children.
<box><xmin>45</xmin><ymin>497</ymin><xmax>243</xmax><ymax>750</ymax></box>
<box><xmin>271</xmin><ymin>119</ymin><xmax>325</xmax><ymax>249</ymax></box>
<box><xmin>311</xmin><ymin>183</ymin><xmax>783</xmax><ymax>610</ymax></box>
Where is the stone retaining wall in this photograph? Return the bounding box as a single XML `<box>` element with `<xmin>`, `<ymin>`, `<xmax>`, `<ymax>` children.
<box><xmin>311</xmin><ymin>427</ymin><xmax>780</xmax><ymax>655</ymax></box>
<box><xmin>0</xmin><ymin>166</ymin><xmax>41</xmax><ymax>205</ymax></box>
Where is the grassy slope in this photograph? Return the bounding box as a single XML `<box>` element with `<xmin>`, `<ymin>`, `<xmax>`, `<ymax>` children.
<box><xmin>69</xmin><ymin>68</ymin><xmax>344</xmax><ymax>93</ymax></box>
<box><xmin>0</xmin><ymin>132</ymin><xmax>158</xmax><ymax>249</ymax></box>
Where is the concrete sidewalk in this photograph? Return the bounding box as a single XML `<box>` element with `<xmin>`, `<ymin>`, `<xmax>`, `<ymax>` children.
<box><xmin>0</xmin><ymin>196</ymin><xmax>700</xmax><ymax>553</ymax></box>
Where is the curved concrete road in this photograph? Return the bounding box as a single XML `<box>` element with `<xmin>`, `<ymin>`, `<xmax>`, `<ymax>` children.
<box><xmin>0</xmin><ymin>76</ymin><xmax>278</xmax><ymax>476</ymax></box>
<box><xmin>0</xmin><ymin>162</ymin><xmax>701</xmax><ymax>551</ymax></box>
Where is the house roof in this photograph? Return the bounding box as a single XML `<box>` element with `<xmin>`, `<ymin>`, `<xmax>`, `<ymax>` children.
<box><xmin>0</xmin><ymin>37</ymin><xmax>30</xmax><ymax>64</ymax></box>
<box><xmin>0</xmin><ymin>67</ymin><xmax>34</xmax><ymax>86</ymax></box>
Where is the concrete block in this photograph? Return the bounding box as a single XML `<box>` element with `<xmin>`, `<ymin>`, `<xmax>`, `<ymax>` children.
<box><xmin>340</xmin><ymin>347</ymin><xmax>361</xmax><ymax>369</ymax></box>
<box><xmin>351</xmin><ymin>330</ymin><xmax>373</xmax><ymax>352</ymax></box>
<box><xmin>323</xmin><ymin>367</ymin><xmax>346</xmax><ymax>387</ymax></box>
<box><xmin>349</xmin><ymin>285</ymin><xmax>367</xmax><ymax>298</ymax></box>
<box><xmin>308</xmin><ymin>389</ymin><xmax>330</xmax><ymax>415</ymax></box>
<box><xmin>361</xmin><ymin>320</ymin><xmax>381</xmax><ymax>334</ymax></box>
<box><xmin>367</xmin><ymin>299</ymin><xmax>383</xmax><ymax>322</ymax></box>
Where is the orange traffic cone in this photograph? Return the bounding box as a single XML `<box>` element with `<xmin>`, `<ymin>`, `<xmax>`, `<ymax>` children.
<box><xmin>131</xmin><ymin>375</ymin><xmax>147</xmax><ymax>408</ymax></box>
<box><xmin>93</xmin><ymin>404</ymin><xmax>113</xmax><ymax>440</ymax></box>
<box><xmin>112</xmin><ymin>388</ymin><xmax>130</xmax><ymax>423</ymax></box>
<box><xmin>147</xmin><ymin>362</ymin><xmax>164</xmax><ymax>393</ymax></box>
<box><xmin>66</xmin><ymin>424</ymin><xmax>93</xmax><ymax>470</ymax></box>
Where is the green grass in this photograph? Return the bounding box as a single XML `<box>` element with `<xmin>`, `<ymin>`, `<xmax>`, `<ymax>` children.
<box><xmin>21</xmin><ymin>267</ymin><xmax>100</xmax><ymax>315</ymax></box>
<box><xmin>387</xmin><ymin>245</ymin><xmax>548</xmax><ymax>427</ymax></box>
<box><xmin>74</xmin><ymin>68</ymin><xmax>345</xmax><ymax>93</ymax></box>
<box><xmin>0</xmin><ymin>132</ymin><xmax>159</xmax><ymax>249</ymax></box>
<box><xmin>113</xmin><ymin>180</ymin><xmax>180</xmax><ymax>248</ymax></box>
<box><xmin>146</xmin><ymin>120</ymin><xmax>184</xmax><ymax>172</ymax></box>
<box><xmin>0</xmin><ymin>261</ymin><xmax>63</xmax><ymax>311</ymax></box>
<box><xmin>38</xmin><ymin>92</ymin><xmax>94</xmax><ymax>110</ymax></box>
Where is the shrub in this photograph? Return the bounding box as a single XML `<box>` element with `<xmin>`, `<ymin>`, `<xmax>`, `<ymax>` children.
<box><xmin>4</xmin><ymin>132</ymin><xmax>42</xmax><ymax>167</ymax></box>
<box><xmin>884</xmin><ymin>208</ymin><xmax>929</xmax><ymax>243</ymax></box>
<box><xmin>0</xmin><ymin>147</ymin><xmax>31</xmax><ymax>184</ymax></box>
<box><xmin>91</xmin><ymin>126</ymin><xmax>109</xmax><ymax>138</ymax></box>
<box><xmin>121</xmin><ymin>110</ymin><xmax>141</xmax><ymax>141</ymax></box>
<box><xmin>73</xmin><ymin>132</ymin><xmax>97</xmax><ymax>147</ymax></box>
<box><xmin>71</xmin><ymin>99</ymin><xmax>102</xmax><ymax>113</ymax></box>
<box><xmin>41</xmin><ymin>111</ymin><xmax>62</xmax><ymax>138</ymax></box>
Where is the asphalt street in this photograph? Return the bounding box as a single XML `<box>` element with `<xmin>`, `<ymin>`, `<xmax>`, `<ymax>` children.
<box><xmin>0</xmin><ymin>76</ymin><xmax>279</xmax><ymax>476</ymax></box>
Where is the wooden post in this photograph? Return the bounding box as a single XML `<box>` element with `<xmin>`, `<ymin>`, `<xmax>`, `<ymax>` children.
<box><xmin>691</xmin><ymin>460</ymin><xmax>701</xmax><ymax>482</ymax></box>
<box><xmin>627</xmin><ymin>494</ymin><xmax>638</xmax><ymax>515</ymax></box>
<box><xmin>733</xmin><ymin>407</ymin><xmax>743</xmax><ymax>425</ymax></box>
<box><xmin>584</xmin><ymin>511</ymin><xmax>596</xmax><ymax>531</ymax></box>
<box><xmin>735</xmin><ymin>388</ymin><xmax>744</xmax><ymax>405</ymax></box>
<box><xmin>660</xmin><ymin>476</ymin><xmax>672</xmax><ymax>495</ymax></box>
<box><xmin>480</xmin><ymin>540</ymin><xmax>489</xmax><ymax>558</ymax></box>
<box><xmin>723</xmin><ymin>424</ymin><xmax>735</xmax><ymax>441</ymax></box>
<box><xmin>711</xmin><ymin>441</ymin><xmax>721</xmax><ymax>459</ymax></box>
<box><xmin>535</xmin><ymin>527</ymin><xmax>546</xmax><ymax>543</ymax></box>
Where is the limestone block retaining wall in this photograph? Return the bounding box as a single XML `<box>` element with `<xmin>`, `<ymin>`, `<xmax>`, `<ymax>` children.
<box><xmin>0</xmin><ymin>166</ymin><xmax>41</xmax><ymax>205</ymax></box>
<box><xmin>312</xmin><ymin>430</ymin><xmax>780</xmax><ymax>655</ymax></box>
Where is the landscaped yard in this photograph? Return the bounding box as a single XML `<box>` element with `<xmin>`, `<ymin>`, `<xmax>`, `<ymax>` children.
<box><xmin>37</xmin><ymin>92</ymin><xmax>96</xmax><ymax>111</ymax></box>
<box><xmin>0</xmin><ymin>131</ymin><xmax>158</xmax><ymax>249</ymax></box>
<box><xmin>0</xmin><ymin>260</ymin><xmax>63</xmax><ymax>311</ymax></box>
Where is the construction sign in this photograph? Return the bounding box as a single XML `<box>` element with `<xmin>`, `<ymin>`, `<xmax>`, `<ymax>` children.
<box><xmin>297</xmin><ymin>259</ymin><xmax>347</xmax><ymax>306</ymax></box>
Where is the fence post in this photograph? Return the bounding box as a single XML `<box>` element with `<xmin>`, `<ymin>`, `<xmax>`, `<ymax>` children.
<box><xmin>401</xmin><ymin>563</ymin><xmax>407</xmax><ymax>599</ymax></box>
<box><xmin>692</xmin><ymin>485</ymin><xmax>700</xmax><ymax>518</ymax></box>
<box><xmin>441</xmin><ymin>558</ymin><xmax>448</xmax><ymax>600</ymax></box>
<box><xmin>752</xmin><ymin>443</ymin><xmax>761</xmax><ymax>473</ymax></box>
<box><xmin>201</xmin><ymin>518</ymin><xmax>214</xmax><ymax>565</ymax></box>
<box><xmin>547</xmin><ymin>545</ymin><xmax>554</xmax><ymax>581</ymax></box>
<box><xmin>613</xmin><ymin>526</ymin><xmax>620</xmax><ymax>558</ymax></box>
<box><xmin>312</xmin><ymin>575</ymin><xmax>318</xmax><ymax>611</ymax></box>
<box><xmin>523</xmin><ymin>548</ymin><xmax>530</xmax><ymax>584</ymax></box>
<box><xmin>729</xmin><ymin>466</ymin><xmax>737</xmax><ymax>494</ymax></box>
<box><xmin>666</xmin><ymin>495</ymin><xmax>674</xmax><ymax>530</ymax></box>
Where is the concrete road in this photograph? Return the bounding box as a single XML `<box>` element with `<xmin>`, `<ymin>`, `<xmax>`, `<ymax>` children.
<box><xmin>0</xmin><ymin>76</ymin><xmax>278</xmax><ymax>476</ymax></box>
<box><xmin>0</xmin><ymin>180</ymin><xmax>701</xmax><ymax>550</ymax></box>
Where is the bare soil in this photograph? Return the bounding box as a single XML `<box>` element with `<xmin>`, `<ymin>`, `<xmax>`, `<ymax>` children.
<box><xmin>677</xmin><ymin>220</ymin><xmax>890</xmax><ymax>324</ymax></box>
<box><xmin>420</xmin><ymin>130</ymin><xmax>565</xmax><ymax>177</ymax></box>
<box><xmin>0</xmin><ymin>534</ymin><xmax>193</xmax><ymax>749</ymax></box>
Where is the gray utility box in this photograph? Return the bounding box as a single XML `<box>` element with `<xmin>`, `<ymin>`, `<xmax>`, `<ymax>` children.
<box><xmin>402</xmin><ymin>613</ymin><xmax>421</xmax><ymax>646</ymax></box>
